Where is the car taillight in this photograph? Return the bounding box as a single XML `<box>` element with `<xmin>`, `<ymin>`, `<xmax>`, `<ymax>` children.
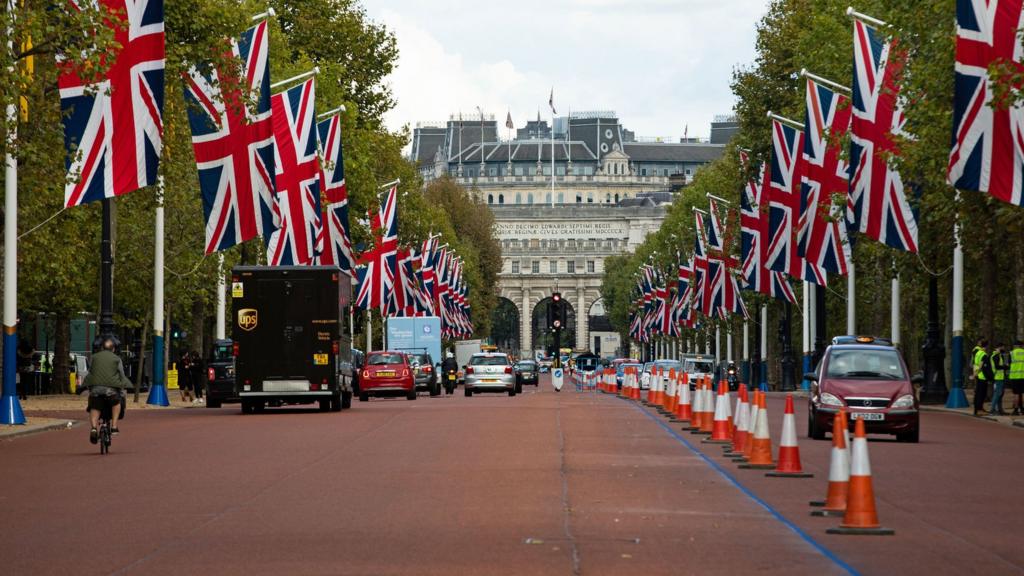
<box><xmin>504</xmin><ymin>366</ymin><xmax>513</xmax><ymax>374</ymax></box>
<box><xmin>466</xmin><ymin>367</ymin><xmax>474</xmax><ymax>374</ymax></box>
<box><xmin>423</xmin><ymin>365</ymin><xmax>432</xmax><ymax>373</ymax></box>
<box><xmin>207</xmin><ymin>367</ymin><xmax>215</xmax><ymax>382</ymax></box>
<box><xmin>402</xmin><ymin>369</ymin><xmax>409</xmax><ymax>377</ymax></box>
<box><xmin>332</xmin><ymin>341</ymin><xmax>339</xmax><ymax>355</ymax></box>
<box><xmin>310</xmin><ymin>382</ymin><xmax>320</xmax><ymax>391</ymax></box>
<box><xmin>232</xmin><ymin>342</ymin><xmax>239</xmax><ymax>356</ymax></box>
<box><xmin>362</xmin><ymin>370</ymin><xmax>369</xmax><ymax>379</ymax></box>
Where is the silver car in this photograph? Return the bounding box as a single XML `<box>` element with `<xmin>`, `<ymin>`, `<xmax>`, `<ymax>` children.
<box><xmin>464</xmin><ymin>353</ymin><xmax>516</xmax><ymax>397</ymax></box>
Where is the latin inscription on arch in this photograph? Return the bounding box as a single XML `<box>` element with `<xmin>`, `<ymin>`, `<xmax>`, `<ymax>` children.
<box><xmin>493</xmin><ymin>221</ymin><xmax>628</xmax><ymax>240</ymax></box>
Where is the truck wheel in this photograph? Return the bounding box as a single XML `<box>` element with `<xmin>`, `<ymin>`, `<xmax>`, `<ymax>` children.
<box><xmin>207</xmin><ymin>399</ymin><xmax>222</xmax><ymax>409</ymax></box>
<box><xmin>319</xmin><ymin>399</ymin><xmax>330</xmax><ymax>411</ymax></box>
<box><xmin>253</xmin><ymin>402</ymin><xmax>265</xmax><ymax>413</ymax></box>
<box><xmin>407</xmin><ymin>389</ymin><xmax>417</xmax><ymax>400</ymax></box>
<box><xmin>241</xmin><ymin>401</ymin><xmax>254</xmax><ymax>415</ymax></box>
<box><xmin>359</xmin><ymin>392</ymin><xmax>369</xmax><ymax>402</ymax></box>
<box><xmin>465</xmin><ymin>388</ymin><xmax>473</xmax><ymax>397</ymax></box>
<box><xmin>341</xmin><ymin>391</ymin><xmax>353</xmax><ymax>409</ymax></box>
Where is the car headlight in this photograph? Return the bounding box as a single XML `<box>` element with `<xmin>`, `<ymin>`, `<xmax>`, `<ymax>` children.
<box><xmin>819</xmin><ymin>392</ymin><xmax>844</xmax><ymax>407</ymax></box>
<box><xmin>891</xmin><ymin>394</ymin><xmax>916</xmax><ymax>409</ymax></box>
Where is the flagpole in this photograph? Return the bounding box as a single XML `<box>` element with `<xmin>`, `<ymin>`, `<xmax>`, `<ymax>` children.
<box><xmin>318</xmin><ymin>104</ymin><xmax>346</xmax><ymax>120</ymax></box>
<box><xmin>216</xmin><ymin>253</ymin><xmax>226</xmax><ymax>339</ymax></box>
<box><xmin>2</xmin><ymin>0</ymin><xmax>25</xmax><ymax>423</ymax></box>
<box><xmin>847</xmin><ymin>262</ymin><xmax>856</xmax><ymax>333</ymax></box>
<box><xmin>251</xmin><ymin>7</ymin><xmax>276</xmax><ymax>21</ymax></box>
<box><xmin>766</xmin><ymin>111</ymin><xmax>803</xmax><ymax>130</ymax></box>
<box><xmin>799</xmin><ymin>68</ymin><xmax>851</xmax><ymax>94</ymax></box>
<box><xmin>760</xmin><ymin>305</ymin><xmax>769</xmax><ymax>390</ymax></box>
<box><xmin>270</xmin><ymin>66</ymin><xmax>319</xmax><ymax>90</ymax></box>
<box><xmin>845</xmin><ymin>6</ymin><xmax>888</xmax><ymax>27</ymax></box>
<box><xmin>802</xmin><ymin>282</ymin><xmax>812</xmax><ymax>391</ymax></box>
<box><xmin>891</xmin><ymin>263</ymin><xmax>901</xmax><ymax>346</ymax></box>
<box><xmin>550</xmin><ymin>117</ymin><xmax>555</xmax><ymax>208</ymax></box>
<box><xmin>948</xmin><ymin>190</ymin><xmax>968</xmax><ymax>407</ymax></box>
<box><xmin>147</xmin><ymin>178</ymin><xmax>169</xmax><ymax>406</ymax></box>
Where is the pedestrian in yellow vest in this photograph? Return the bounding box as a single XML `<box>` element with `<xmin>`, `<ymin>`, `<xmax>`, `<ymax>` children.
<box><xmin>990</xmin><ymin>343</ymin><xmax>1010</xmax><ymax>416</ymax></box>
<box><xmin>1010</xmin><ymin>340</ymin><xmax>1024</xmax><ymax>416</ymax></box>
<box><xmin>971</xmin><ymin>338</ymin><xmax>993</xmax><ymax>417</ymax></box>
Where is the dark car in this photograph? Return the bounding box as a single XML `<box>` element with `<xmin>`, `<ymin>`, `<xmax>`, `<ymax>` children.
<box><xmin>514</xmin><ymin>360</ymin><xmax>539</xmax><ymax>388</ymax></box>
<box><xmin>806</xmin><ymin>336</ymin><xmax>921</xmax><ymax>443</ymax></box>
<box><xmin>359</xmin><ymin>351</ymin><xmax>416</xmax><ymax>401</ymax></box>
<box><xmin>204</xmin><ymin>339</ymin><xmax>236</xmax><ymax>408</ymax></box>
<box><xmin>409</xmin><ymin>352</ymin><xmax>439</xmax><ymax>396</ymax></box>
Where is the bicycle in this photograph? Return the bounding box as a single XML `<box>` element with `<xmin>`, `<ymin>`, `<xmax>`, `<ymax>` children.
<box><xmin>97</xmin><ymin>404</ymin><xmax>113</xmax><ymax>454</ymax></box>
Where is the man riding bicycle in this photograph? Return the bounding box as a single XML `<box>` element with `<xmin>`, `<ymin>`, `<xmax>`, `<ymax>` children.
<box><xmin>85</xmin><ymin>337</ymin><xmax>132</xmax><ymax>444</ymax></box>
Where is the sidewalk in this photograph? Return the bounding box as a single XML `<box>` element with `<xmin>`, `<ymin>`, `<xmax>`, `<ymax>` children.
<box><xmin>1</xmin><ymin>418</ymin><xmax>73</xmax><ymax>440</ymax></box>
<box><xmin>920</xmin><ymin>391</ymin><xmax>1024</xmax><ymax>429</ymax></box>
<box><xmin>2</xmin><ymin>393</ymin><xmax>201</xmax><ymax>440</ymax></box>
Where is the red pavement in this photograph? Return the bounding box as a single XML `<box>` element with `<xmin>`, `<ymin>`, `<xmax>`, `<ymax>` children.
<box><xmin>0</xmin><ymin>379</ymin><xmax>1021</xmax><ymax>575</ymax></box>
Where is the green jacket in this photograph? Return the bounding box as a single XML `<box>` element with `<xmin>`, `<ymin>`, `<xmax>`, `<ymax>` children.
<box><xmin>84</xmin><ymin>350</ymin><xmax>132</xmax><ymax>390</ymax></box>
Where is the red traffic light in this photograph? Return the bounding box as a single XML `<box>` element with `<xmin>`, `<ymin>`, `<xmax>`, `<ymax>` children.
<box><xmin>552</xmin><ymin>292</ymin><xmax>561</xmax><ymax>302</ymax></box>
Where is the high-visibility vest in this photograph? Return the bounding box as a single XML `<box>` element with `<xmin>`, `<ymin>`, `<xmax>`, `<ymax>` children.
<box><xmin>973</xmin><ymin>347</ymin><xmax>990</xmax><ymax>381</ymax></box>
<box><xmin>994</xmin><ymin>352</ymin><xmax>1007</xmax><ymax>381</ymax></box>
<box><xmin>1011</xmin><ymin>348</ymin><xmax>1024</xmax><ymax>380</ymax></box>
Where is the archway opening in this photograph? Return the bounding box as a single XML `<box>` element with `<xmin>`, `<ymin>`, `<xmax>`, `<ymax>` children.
<box><xmin>490</xmin><ymin>298</ymin><xmax>520</xmax><ymax>356</ymax></box>
<box><xmin>532</xmin><ymin>297</ymin><xmax>576</xmax><ymax>356</ymax></box>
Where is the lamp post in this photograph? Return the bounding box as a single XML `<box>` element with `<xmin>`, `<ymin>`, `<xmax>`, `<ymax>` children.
<box><xmin>779</xmin><ymin>301</ymin><xmax>796</xmax><ymax>391</ymax></box>
<box><xmin>920</xmin><ymin>277</ymin><xmax>948</xmax><ymax>404</ymax></box>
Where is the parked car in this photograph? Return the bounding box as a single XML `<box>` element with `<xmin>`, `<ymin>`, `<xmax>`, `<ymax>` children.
<box><xmin>806</xmin><ymin>336</ymin><xmax>921</xmax><ymax>443</ymax></box>
<box><xmin>359</xmin><ymin>351</ymin><xmax>416</xmax><ymax>401</ymax></box>
<box><xmin>514</xmin><ymin>360</ymin><xmax>539</xmax><ymax>389</ymax></box>
<box><xmin>407</xmin><ymin>352</ymin><xmax>439</xmax><ymax>396</ymax></box>
<box><xmin>204</xmin><ymin>339</ymin><xmax>237</xmax><ymax>408</ymax></box>
<box><xmin>464</xmin><ymin>352</ymin><xmax>516</xmax><ymax>397</ymax></box>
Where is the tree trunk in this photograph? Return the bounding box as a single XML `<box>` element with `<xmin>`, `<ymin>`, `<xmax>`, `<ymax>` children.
<box><xmin>190</xmin><ymin>297</ymin><xmax>205</xmax><ymax>355</ymax></box>
<box><xmin>53</xmin><ymin>312</ymin><xmax>71</xmax><ymax>394</ymax></box>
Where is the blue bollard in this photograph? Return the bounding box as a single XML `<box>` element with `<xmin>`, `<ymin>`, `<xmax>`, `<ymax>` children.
<box><xmin>146</xmin><ymin>334</ymin><xmax>170</xmax><ymax>406</ymax></box>
<box><xmin>2</xmin><ymin>329</ymin><xmax>26</xmax><ymax>424</ymax></box>
<box><xmin>945</xmin><ymin>334</ymin><xmax>969</xmax><ymax>409</ymax></box>
<box><xmin>801</xmin><ymin>354</ymin><xmax>812</xmax><ymax>391</ymax></box>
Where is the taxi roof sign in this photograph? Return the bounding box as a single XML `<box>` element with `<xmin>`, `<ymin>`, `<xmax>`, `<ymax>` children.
<box><xmin>831</xmin><ymin>335</ymin><xmax>893</xmax><ymax>346</ymax></box>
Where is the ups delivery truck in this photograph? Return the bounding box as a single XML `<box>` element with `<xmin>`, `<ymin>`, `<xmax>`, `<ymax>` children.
<box><xmin>232</xmin><ymin>266</ymin><xmax>353</xmax><ymax>413</ymax></box>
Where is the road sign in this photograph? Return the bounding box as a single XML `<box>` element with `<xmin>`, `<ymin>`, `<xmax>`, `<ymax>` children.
<box><xmin>552</xmin><ymin>367</ymin><xmax>563</xmax><ymax>392</ymax></box>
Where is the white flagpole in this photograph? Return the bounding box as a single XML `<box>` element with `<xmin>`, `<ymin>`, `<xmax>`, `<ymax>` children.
<box><xmin>760</xmin><ymin>305</ymin><xmax>769</xmax><ymax>388</ymax></box>
<box><xmin>550</xmin><ymin>117</ymin><xmax>555</xmax><ymax>208</ymax></box>
<box><xmin>216</xmin><ymin>254</ymin><xmax>226</xmax><ymax>339</ymax></box>
<box><xmin>2</xmin><ymin>0</ymin><xmax>25</xmax><ymax>423</ymax></box>
<box><xmin>891</xmin><ymin>268</ymin><xmax>901</xmax><ymax>346</ymax></box>
<box><xmin>146</xmin><ymin>178</ymin><xmax>169</xmax><ymax>406</ymax></box>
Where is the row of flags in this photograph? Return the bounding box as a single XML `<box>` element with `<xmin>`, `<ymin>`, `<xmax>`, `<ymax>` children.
<box><xmin>54</xmin><ymin>0</ymin><xmax>472</xmax><ymax>337</ymax></box>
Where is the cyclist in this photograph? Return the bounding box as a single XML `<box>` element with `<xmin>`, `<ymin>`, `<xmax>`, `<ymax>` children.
<box><xmin>85</xmin><ymin>337</ymin><xmax>132</xmax><ymax>444</ymax></box>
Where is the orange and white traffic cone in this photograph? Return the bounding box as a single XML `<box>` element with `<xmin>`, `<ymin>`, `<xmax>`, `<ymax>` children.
<box><xmin>665</xmin><ymin>369</ymin><xmax>677</xmax><ymax>413</ymax></box>
<box><xmin>739</xmin><ymin>390</ymin><xmax>761</xmax><ymax>462</ymax></box>
<box><xmin>826</xmin><ymin>418</ymin><xmax>894</xmax><ymax>535</ymax></box>
<box><xmin>698</xmin><ymin>381</ymin><xmax>715</xmax><ymax>434</ymax></box>
<box><xmin>704</xmin><ymin>381</ymin><xmax>733</xmax><ymax>443</ymax></box>
<box><xmin>766</xmin><ymin>394</ymin><xmax>814</xmax><ymax>478</ymax></box>
<box><xmin>725</xmin><ymin>385</ymin><xmax>749</xmax><ymax>457</ymax></box>
<box><xmin>739</xmin><ymin>391</ymin><xmax>774</xmax><ymax>469</ymax></box>
<box><xmin>687</xmin><ymin>380</ymin><xmax>704</xmax><ymax>432</ymax></box>
<box><xmin>811</xmin><ymin>410</ymin><xmax>850</xmax><ymax>516</ymax></box>
<box><xmin>675</xmin><ymin>373</ymin><xmax>692</xmax><ymax>422</ymax></box>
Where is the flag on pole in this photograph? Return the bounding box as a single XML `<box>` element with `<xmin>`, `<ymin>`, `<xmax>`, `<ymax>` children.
<box><xmin>801</xmin><ymin>77</ymin><xmax>853</xmax><ymax>277</ymax></box>
<box><xmin>355</xmin><ymin>185</ymin><xmax>399</xmax><ymax>312</ymax></box>
<box><xmin>948</xmin><ymin>0</ymin><xmax>1024</xmax><ymax>207</ymax></box>
<box><xmin>849</xmin><ymin>16</ymin><xmax>919</xmax><ymax>252</ymax></box>
<box><xmin>549</xmin><ymin>88</ymin><xmax>556</xmax><ymax>115</ymax></box>
<box><xmin>506</xmin><ymin>111</ymin><xmax>514</xmax><ymax>130</ymax></box>
<box><xmin>59</xmin><ymin>0</ymin><xmax>165</xmax><ymax>207</ymax></box>
<box><xmin>316</xmin><ymin>113</ymin><xmax>356</xmax><ymax>276</ymax></box>
<box><xmin>266</xmin><ymin>78</ymin><xmax>322</xmax><ymax>266</ymax></box>
<box><xmin>739</xmin><ymin>151</ymin><xmax>797</xmax><ymax>303</ymax></box>
<box><xmin>184</xmin><ymin>21</ymin><xmax>277</xmax><ymax>254</ymax></box>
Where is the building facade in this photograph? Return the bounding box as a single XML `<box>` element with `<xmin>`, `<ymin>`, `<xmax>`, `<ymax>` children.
<box><xmin>411</xmin><ymin>111</ymin><xmax>728</xmax><ymax>357</ymax></box>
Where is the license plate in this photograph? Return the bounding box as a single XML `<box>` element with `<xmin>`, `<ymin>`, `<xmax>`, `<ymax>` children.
<box><xmin>849</xmin><ymin>412</ymin><xmax>884</xmax><ymax>421</ymax></box>
<box><xmin>377</xmin><ymin>371</ymin><xmax>395</xmax><ymax>377</ymax></box>
<box><xmin>313</xmin><ymin>353</ymin><xmax>329</xmax><ymax>366</ymax></box>
<box><xmin>482</xmin><ymin>378</ymin><xmax>498</xmax><ymax>383</ymax></box>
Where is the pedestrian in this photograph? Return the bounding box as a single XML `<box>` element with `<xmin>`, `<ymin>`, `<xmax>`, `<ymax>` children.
<box><xmin>991</xmin><ymin>343</ymin><xmax>1010</xmax><ymax>416</ymax></box>
<box><xmin>1011</xmin><ymin>340</ymin><xmax>1024</xmax><ymax>416</ymax></box>
<box><xmin>190</xmin><ymin>350</ymin><xmax>205</xmax><ymax>404</ymax></box>
<box><xmin>971</xmin><ymin>338</ymin><xmax>993</xmax><ymax>417</ymax></box>
<box><xmin>178</xmin><ymin>351</ymin><xmax>195</xmax><ymax>404</ymax></box>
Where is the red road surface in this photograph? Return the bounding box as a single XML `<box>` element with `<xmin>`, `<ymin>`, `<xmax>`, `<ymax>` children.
<box><xmin>1</xmin><ymin>378</ymin><xmax>1021</xmax><ymax>575</ymax></box>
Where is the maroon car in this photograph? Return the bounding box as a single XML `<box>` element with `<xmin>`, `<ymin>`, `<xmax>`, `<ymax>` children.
<box><xmin>807</xmin><ymin>337</ymin><xmax>921</xmax><ymax>443</ymax></box>
<box><xmin>359</xmin><ymin>351</ymin><xmax>416</xmax><ymax>402</ymax></box>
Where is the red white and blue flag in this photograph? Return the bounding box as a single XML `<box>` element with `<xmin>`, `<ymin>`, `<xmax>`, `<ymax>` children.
<box><xmin>355</xmin><ymin>185</ymin><xmax>399</xmax><ymax>312</ymax></box>
<box><xmin>184</xmin><ymin>21</ymin><xmax>277</xmax><ymax>254</ymax></box>
<box><xmin>266</xmin><ymin>78</ymin><xmax>322</xmax><ymax>266</ymax></box>
<box><xmin>801</xmin><ymin>77</ymin><xmax>852</xmax><ymax>277</ymax></box>
<box><xmin>766</xmin><ymin>119</ymin><xmax>824</xmax><ymax>283</ymax></box>
<box><xmin>60</xmin><ymin>0</ymin><xmax>165</xmax><ymax>207</ymax></box>
<box><xmin>849</xmin><ymin>17</ymin><xmax>919</xmax><ymax>252</ymax></box>
<box><xmin>739</xmin><ymin>151</ymin><xmax>797</xmax><ymax>303</ymax></box>
<box><xmin>692</xmin><ymin>212</ymin><xmax>709</xmax><ymax>318</ymax></box>
<box><xmin>315</xmin><ymin>114</ymin><xmax>356</xmax><ymax>275</ymax></box>
<box><xmin>948</xmin><ymin>0</ymin><xmax>1024</xmax><ymax>207</ymax></box>
<box><xmin>703</xmin><ymin>207</ymin><xmax>725</xmax><ymax>317</ymax></box>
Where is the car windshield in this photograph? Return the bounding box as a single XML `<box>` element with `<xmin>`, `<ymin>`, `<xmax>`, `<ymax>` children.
<box><xmin>471</xmin><ymin>355</ymin><xmax>510</xmax><ymax>366</ymax></box>
<box><xmin>367</xmin><ymin>353</ymin><xmax>404</xmax><ymax>365</ymax></box>
<box><xmin>686</xmin><ymin>361</ymin><xmax>714</xmax><ymax>373</ymax></box>
<box><xmin>826</xmin><ymin>349</ymin><xmax>906</xmax><ymax>380</ymax></box>
<box><xmin>516</xmin><ymin>362</ymin><xmax>536</xmax><ymax>370</ymax></box>
<box><xmin>212</xmin><ymin>344</ymin><xmax>232</xmax><ymax>362</ymax></box>
<box><xmin>410</xmin><ymin>354</ymin><xmax>430</xmax><ymax>365</ymax></box>
<box><xmin>656</xmin><ymin>361</ymin><xmax>682</xmax><ymax>371</ymax></box>
<box><xmin>577</xmin><ymin>357</ymin><xmax>600</xmax><ymax>370</ymax></box>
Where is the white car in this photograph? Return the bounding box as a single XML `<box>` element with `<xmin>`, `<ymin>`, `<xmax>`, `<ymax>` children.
<box><xmin>464</xmin><ymin>353</ymin><xmax>516</xmax><ymax>397</ymax></box>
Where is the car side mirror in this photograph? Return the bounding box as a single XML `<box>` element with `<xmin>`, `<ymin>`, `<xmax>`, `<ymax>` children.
<box><xmin>803</xmin><ymin>372</ymin><xmax>818</xmax><ymax>382</ymax></box>
<box><xmin>911</xmin><ymin>372</ymin><xmax>925</xmax><ymax>385</ymax></box>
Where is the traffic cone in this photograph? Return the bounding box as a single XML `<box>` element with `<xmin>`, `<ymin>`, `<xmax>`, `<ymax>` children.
<box><xmin>811</xmin><ymin>410</ymin><xmax>850</xmax><ymax>516</ymax></box>
<box><xmin>726</xmin><ymin>385</ymin><xmax>749</xmax><ymax>457</ymax></box>
<box><xmin>687</xmin><ymin>381</ymin><xmax>704</xmax><ymax>432</ymax></box>
<box><xmin>675</xmin><ymin>373</ymin><xmax>692</xmax><ymax>422</ymax></box>
<box><xmin>766</xmin><ymin>394</ymin><xmax>814</xmax><ymax>478</ymax></box>
<box><xmin>644</xmin><ymin>368</ymin><xmax>654</xmax><ymax>404</ymax></box>
<box><xmin>739</xmin><ymin>391</ymin><xmax>774</xmax><ymax>469</ymax></box>
<box><xmin>739</xmin><ymin>391</ymin><xmax>761</xmax><ymax>462</ymax></box>
<box><xmin>826</xmin><ymin>418</ymin><xmax>895</xmax><ymax>535</ymax></box>
<box><xmin>698</xmin><ymin>381</ymin><xmax>715</xmax><ymax>434</ymax></box>
<box><xmin>704</xmin><ymin>382</ymin><xmax>733</xmax><ymax>443</ymax></box>
<box><xmin>664</xmin><ymin>369</ymin><xmax>677</xmax><ymax>413</ymax></box>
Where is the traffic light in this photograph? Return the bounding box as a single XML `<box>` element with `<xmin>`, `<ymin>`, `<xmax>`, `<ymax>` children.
<box><xmin>547</xmin><ymin>292</ymin><xmax>566</xmax><ymax>332</ymax></box>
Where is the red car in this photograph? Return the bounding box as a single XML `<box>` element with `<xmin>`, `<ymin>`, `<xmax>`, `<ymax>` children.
<box><xmin>807</xmin><ymin>336</ymin><xmax>922</xmax><ymax>443</ymax></box>
<box><xmin>359</xmin><ymin>351</ymin><xmax>417</xmax><ymax>402</ymax></box>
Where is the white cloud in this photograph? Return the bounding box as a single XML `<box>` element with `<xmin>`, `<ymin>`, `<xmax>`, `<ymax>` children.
<box><xmin>364</xmin><ymin>1</ymin><xmax>769</xmax><ymax>140</ymax></box>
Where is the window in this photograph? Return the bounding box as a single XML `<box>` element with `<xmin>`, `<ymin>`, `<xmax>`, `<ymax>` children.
<box><xmin>527</xmin><ymin>193</ymin><xmax>534</xmax><ymax>204</ymax></box>
<box><xmin>663</xmin><ymin>168</ymin><xmax>669</xmax><ymax>176</ymax></box>
<box><xmin>550</xmin><ymin>261</ymin><xmax>558</xmax><ymax>273</ymax></box>
<box><xmin>567</xmin><ymin>261</ymin><xmax>576</xmax><ymax>274</ymax></box>
<box><xmin>488</xmin><ymin>194</ymin><xmax>494</xmax><ymax>204</ymax></box>
<box><xmin>545</xmin><ymin>192</ymin><xmax>552</xmax><ymax>204</ymax></box>
<box><xmin>587</xmin><ymin>192</ymin><xmax>594</xmax><ymax>203</ymax></box>
<box><xmin>498</xmin><ymin>194</ymin><xmax>504</xmax><ymax>204</ymax></box>
<box><xmin>516</xmin><ymin>192</ymin><xmax>522</xmax><ymax>204</ymax></box>
<box><xmin>556</xmin><ymin>165</ymin><xmax>566</xmax><ymax>176</ymax></box>
<box><xmin>641</xmin><ymin>168</ymin><xmax>647</xmax><ymax>176</ymax></box>
<box><xmin>489</xmin><ymin>167</ymin><xmax>497</xmax><ymax>176</ymax></box>
<box><xmin>511</xmin><ymin>261</ymin><xmax>519</xmax><ymax>274</ymax></box>
<box><xmin>531</xmin><ymin>261</ymin><xmax>540</xmax><ymax>274</ymax></box>
<box><xmin>557</xmin><ymin>192</ymin><xmax>564</xmax><ymax>204</ymax></box>
<box><xmin>614</xmin><ymin>193</ymin><xmax>620</xmax><ymax>203</ymax></box>
<box><xmin>543</xmin><ymin>166</ymin><xmax>552</xmax><ymax>176</ymax></box>
<box><xmin>587</xmin><ymin>261</ymin><xmax>595</xmax><ymax>273</ymax></box>
<box><xmin>515</xmin><ymin>166</ymin><xmax>525</xmax><ymax>176</ymax></box>
<box><xmin>605</xmin><ymin>193</ymin><xmax>611</xmax><ymax>203</ymax></box>
<box><xmin>576</xmin><ymin>194</ymin><xmax>582</xmax><ymax>203</ymax></box>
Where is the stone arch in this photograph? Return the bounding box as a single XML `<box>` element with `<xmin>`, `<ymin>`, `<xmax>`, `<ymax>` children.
<box><xmin>532</xmin><ymin>297</ymin><xmax>576</xmax><ymax>355</ymax></box>
<box><xmin>490</xmin><ymin>297</ymin><xmax>520</xmax><ymax>355</ymax></box>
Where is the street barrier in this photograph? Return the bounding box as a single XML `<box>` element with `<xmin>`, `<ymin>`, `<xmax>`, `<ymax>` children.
<box><xmin>739</xmin><ymin>392</ymin><xmax>775</xmax><ymax>469</ymax></box>
<box><xmin>811</xmin><ymin>410</ymin><xmax>850</xmax><ymax>516</ymax></box>
<box><xmin>675</xmin><ymin>373</ymin><xmax>692</xmax><ymax>422</ymax></box>
<box><xmin>826</xmin><ymin>418</ymin><xmax>895</xmax><ymax>535</ymax></box>
<box><xmin>766</xmin><ymin>394</ymin><xmax>814</xmax><ymax>478</ymax></box>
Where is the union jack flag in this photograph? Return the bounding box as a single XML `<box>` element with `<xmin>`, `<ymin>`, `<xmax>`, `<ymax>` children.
<box><xmin>355</xmin><ymin>185</ymin><xmax>399</xmax><ymax>312</ymax></box>
<box><xmin>692</xmin><ymin>212</ymin><xmax>709</xmax><ymax>317</ymax></box>
<box><xmin>418</xmin><ymin>237</ymin><xmax>439</xmax><ymax>316</ymax></box>
<box><xmin>802</xmin><ymin>77</ymin><xmax>853</xmax><ymax>276</ymax></box>
<box><xmin>703</xmin><ymin>212</ymin><xmax>725</xmax><ymax>317</ymax></box>
<box><xmin>849</xmin><ymin>17</ymin><xmax>919</xmax><ymax>252</ymax></box>
<box><xmin>184</xmin><ymin>21</ymin><xmax>277</xmax><ymax>254</ymax></box>
<box><xmin>948</xmin><ymin>0</ymin><xmax>1024</xmax><ymax>207</ymax></box>
<box><xmin>739</xmin><ymin>151</ymin><xmax>797</xmax><ymax>303</ymax></box>
<box><xmin>60</xmin><ymin>0</ymin><xmax>165</xmax><ymax>207</ymax></box>
<box><xmin>266</xmin><ymin>79</ymin><xmax>322</xmax><ymax>266</ymax></box>
<box><xmin>315</xmin><ymin>114</ymin><xmax>356</xmax><ymax>274</ymax></box>
<box><xmin>766</xmin><ymin>119</ymin><xmax>824</xmax><ymax>283</ymax></box>
<box><xmin>387</xmin><ymin>249</ymin><xmax>421</xmax><ymax>317</ymax></box>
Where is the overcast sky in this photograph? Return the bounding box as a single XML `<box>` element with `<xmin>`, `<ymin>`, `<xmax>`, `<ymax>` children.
<box><xmin>361</xmin><ymin>0</ymin><xmax>770</xmax><ymax>141</ymax></box>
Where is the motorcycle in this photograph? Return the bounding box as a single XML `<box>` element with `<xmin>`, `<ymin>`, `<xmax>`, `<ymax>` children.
<box><xmin>726</xmin><ymin>363</ymin><xmax>739</xmax><ymax>391</ymax></box>
<box><xmin>445</xmin><ymin>370</ymin><xmax>457</xmax><ymax>395</ymax></box>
